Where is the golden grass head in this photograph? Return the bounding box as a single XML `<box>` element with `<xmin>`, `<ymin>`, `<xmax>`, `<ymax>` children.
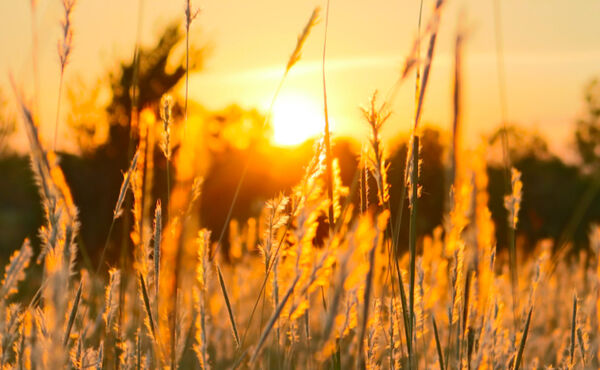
<box><xmin>58</xmin><ymin>0</ymin><xmax>76</xmax><ymax>70</ymax></box>
<box><xmin>160</xmin><ymin>94</ymin><xmax>174</xmax><ymax>160</ymax></box>
<box><xmin>286</xmin><ymin>7</ymin><xmax>321</xmax><ymax>72</ymax></box>
<box><xmin>504</xmin><ymin>167</ymin><xmax>523</xmax><ymax>229</ymax></box>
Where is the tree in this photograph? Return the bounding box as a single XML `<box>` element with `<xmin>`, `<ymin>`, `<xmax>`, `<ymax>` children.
<box><xmin>488</xmin><ymin>124</ymin><xmax>551</xmax><ymax>164</ymax></box>
<box><xmin>68</xmin><ymin>22</ymin><xmax>207</xmax><ymax>155</ymax></box>
<box><xmin>575</xmin><ymin>78</ymin><xmax>600</xmax><ymax>172</ymax></box>
<box><xmin>60</xmin><ymin>22</ymin><xmax>207</xmax><ymax>259</ymax></box>
<box><xmin>0</xmin><ymin>90</ymin><xmax>16</xmax><ymax>156</ymax></box>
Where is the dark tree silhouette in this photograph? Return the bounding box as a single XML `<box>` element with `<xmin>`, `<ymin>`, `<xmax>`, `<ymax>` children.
<box><xmin>59</xmin><ymin>23</ymin><xmax>205</xmax><ymax>262</ymax></box>
<box><xmin>576</xmin><ymin>78</ymin><xmax>600</xmax><ymax>172</ymax></box>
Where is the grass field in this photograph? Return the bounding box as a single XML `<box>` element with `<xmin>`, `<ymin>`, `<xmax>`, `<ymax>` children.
<box><xmin>1</xmin><ymin>0</ymin><xmax>599</xmax><ymax>369</ymax></box>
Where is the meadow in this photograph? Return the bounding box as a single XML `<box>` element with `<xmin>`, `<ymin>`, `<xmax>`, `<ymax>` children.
<box><xmin>1</xmin><ymin>0</ymin><xmax>599</xmax><ymax>369</ymax></box>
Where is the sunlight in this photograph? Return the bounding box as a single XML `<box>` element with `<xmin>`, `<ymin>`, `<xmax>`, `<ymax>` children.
<box><xmin>270</xmin><ymin>93</ymin><xmax>331</xmax><ymax>146</ymax></box>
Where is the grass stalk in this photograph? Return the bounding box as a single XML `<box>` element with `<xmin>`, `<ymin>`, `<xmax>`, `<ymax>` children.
<box><xmin>139</xmin><ymin>272</ymin><xmax>155</xmax><ymax>337</ymax></box>
<box><xmin>570</xmin><ymin>292</ymin><xmax>577</xmax><ymax>366</ymax></box>
<box><xmin>153</xmin><ymin>200</ymin><xmax>161</xmax><ymax>310</ymax></box>
<box><xmin>96</xmin><ymin>150</ymin><xmax>139</xmax><ymax>275</ymax></box>
<box><xmin>53</xmin><ymin>0</ymin><xmax>76</xmax><ymax>151</ymax></box>
<box><xmin>250</xmin><ymin>275</ymin><xmax>300</xmax><ymax>364</ymax></box>
<box><xmin>184</xmin><ymin>0</ymin><xmax>199</xmax><ymax>137</ymax></box>
<box><xmin>53</xmin><ymin>72</ymin><xmax>65</xmax><ymax>152</ymax></box>
<box><xmin>577</xmin><ymin>327</ymin><xmax>586</xmax><ymax>366</ymax></box>
<box><xmin>512</xmin><ymin>306</ymin><xmax>533</xmax><ymax>370</ymax></box>
<box><xmin>509</xmin><ymin>226</ymin><xmax>518</xmax><ymax>328</ymax></box>
<box><xmin>321</xmin><ymin>0</ymin><xmax>335</xmax><ymax>233</ymax></box>
<box><xmin>408</xmin><ymin>135</ymin><xmax>420</xmax><ymax>365</ymax></box>
<box><xmin>357</xmin><ymin>238</ymin><xmax>378</xmax><ymax>368</ymax></box>
<box><xmin>397</xmin><ymin>270</ymin><xmax>412</xmax><ymax>359</ymax></box>
<box><xmin>63</xmin><ymin>278</ymin><xmax>83</xmax><ymax>346</ymax></box>
<box><xmin>493</xmin><ymin>0</ymin><xmax>520</xmax><ymax>331</ymax></box>
<box><xmin>413</xmin><ymin>0</ymin><xmax>444</xmax><ymax>131</ymax></box>
<box><xmin>432</xmin><ymin>315</ymin><xmax>444</xmax><ymax>370</ymax></box>
<box><xmin>216</xmin><ymin>263</ymin><xmax>241</xmax><ymax>348</ymax></box>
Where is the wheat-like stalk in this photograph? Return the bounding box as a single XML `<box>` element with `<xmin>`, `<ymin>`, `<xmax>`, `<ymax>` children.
<box><xmin>0</xmin><ymin>240</ymin><xmax>33</xmax><ymax>301</ymax></box>
<box><xmin>53</xmin><ymin>0</ymin><xmax>76</xmax><ymax>151</ymax></box>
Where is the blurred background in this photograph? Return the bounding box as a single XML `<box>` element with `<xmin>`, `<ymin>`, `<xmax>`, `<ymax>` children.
<box><xmin>1</xmin><ymin>0</ymin><xmax>600</xmax><ymax>264</ymax></box>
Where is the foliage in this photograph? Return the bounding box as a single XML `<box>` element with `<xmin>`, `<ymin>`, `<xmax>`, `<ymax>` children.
<box><xmin>576</xmin><ymin>79</ymin><xmax>600</xmax><ymax>172</ymax></box>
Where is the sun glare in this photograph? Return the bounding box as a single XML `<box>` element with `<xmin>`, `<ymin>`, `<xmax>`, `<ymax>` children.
<box><xmin>270</xmin><ymin>94</ymin><xmax>331</xmax><ymax>146</ymax></box>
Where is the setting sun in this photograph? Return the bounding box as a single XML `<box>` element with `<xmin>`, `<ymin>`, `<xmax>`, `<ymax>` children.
<box><xmin>270</xmin><ymin>94</ymin><xmax>331</xmax><ymax>146</ymax></box>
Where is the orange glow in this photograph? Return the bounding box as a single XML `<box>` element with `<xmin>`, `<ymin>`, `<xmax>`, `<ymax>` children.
<box><xmin>270</xmin><ymin>94</ymin><xmax>331</xmax><ymax>147</ymax></box>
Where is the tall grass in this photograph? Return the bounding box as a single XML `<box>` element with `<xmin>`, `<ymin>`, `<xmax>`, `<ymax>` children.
<box><xmin>3</xmin><ymin>2</ymin><xmax>600</xmax><ymax>369</ymax></box>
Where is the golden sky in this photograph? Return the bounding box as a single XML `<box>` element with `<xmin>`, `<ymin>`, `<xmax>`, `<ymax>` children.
<box><xmin>1</xmin><ymin>0</ymin><xmax>600</xmax><ymax>156</ymax></box>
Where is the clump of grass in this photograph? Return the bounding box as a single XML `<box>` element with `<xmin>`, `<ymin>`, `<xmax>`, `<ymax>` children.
<box><xmin>0</xmin><ymin>240</ymin><xmax>33</xmax><ymax>300</ymax></box>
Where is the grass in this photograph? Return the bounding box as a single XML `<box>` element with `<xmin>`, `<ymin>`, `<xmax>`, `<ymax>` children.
<box><xmin>2</xmin><ymin>1</ymin><xmax>600</xmax><ymax>369</ymax></box>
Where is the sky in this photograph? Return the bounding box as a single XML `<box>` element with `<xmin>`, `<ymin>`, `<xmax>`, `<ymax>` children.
<box><xmin>1</xmin><ymin>0</ymin><xmax>600</xmax><ymax>158</ymax></box>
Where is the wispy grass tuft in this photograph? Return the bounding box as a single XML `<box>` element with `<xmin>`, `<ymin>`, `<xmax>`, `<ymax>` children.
<box><xmin>96</xmin><ymin>149</ymin><xmax>139</xmax><ymax>274</ymax></box>
<box><xmin>0</xmin><ymin>239</ymin><xmax>33</xmax><ymax>300</ymax></box>
<box><xmin>287</xmin><ymin>8</ymin><xmax>320</xmax><ymax>73</ymax></box>
<box><xmin>53</xmin><ymin>0</ymin><xmax>76</xmax><ymax>151</ymax></box>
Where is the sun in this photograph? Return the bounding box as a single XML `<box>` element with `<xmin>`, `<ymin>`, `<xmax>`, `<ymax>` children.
<box><xmin>270</xmin><ymin>94</ymin><xmax>331</xmax><ymax>146</ymax></box>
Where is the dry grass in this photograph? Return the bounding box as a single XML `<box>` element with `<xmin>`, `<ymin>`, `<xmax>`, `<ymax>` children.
<box><xmin>3</xmin><ymin>2</ymin><xmax>600</xmax><ymax>370</ymax></box>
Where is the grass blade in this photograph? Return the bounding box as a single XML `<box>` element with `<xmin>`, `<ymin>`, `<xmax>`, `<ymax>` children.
<box><xmin>413</xmin><ymin>0</ymin><xmax>444</xmax><ymax>130</ymax></box>
<box><xmin>432</xmin><ymin>315</ymin><xmax>444</xmax><ymax>370</ymax></box>
<box><xmin>114</xmin><ymin>150</ymin><xmax>139</xmax><ymax>220</ymax></box>
<box><xmin>153</xmin><ymin>200</ymin><xmax>162</xmax><ymax>304</ymax></box>
<box><xmin>63</xmin><ymin>279</ymin><xmax>83</xmax><ymax>345</ymax></box>
<box><xmin>570</xmin><ymin>292</ymin><xmax>577</xmax><ymax>366</ymax></box>
<box><xmin>577</xmin><ymin>327</ymin><xmax>586</xmax><ymax>366</ymax></box>
<box><xmin>408</xmin><ymin>135</ymin><xmax>420</xmax><ymax>364</ymax></box>
<box><xmin>139</xmin><ymin>272</ymin><xmax>156</xmax><ymax>339</ymax></box>
<box><xmin>321</xmin><ymin>0</ymin><xmax>335</xmax><ymax>234</ymax></box>
<box><xmin>357</xmin><ymin>242</ymin><xmax>377</xmax><ymax>368</ymax></box>
<box><xmin>250</xmin><ymin>276</ymin><xmax>299</xmax><ymax>364</ymax></box>
<box><xmin>216</xmin><ymin>263</ymin><xmax>241</xmax><ymax>348</ymax></box>
<box><xmin>397</xmin><ymin>268</ymin><xmax>411</xmax><ymax>357</ymax></box>
<box><xmin>512</xmin><ymin>306</ymin><xmax>533</xmax><ymax>370</ymax></box>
